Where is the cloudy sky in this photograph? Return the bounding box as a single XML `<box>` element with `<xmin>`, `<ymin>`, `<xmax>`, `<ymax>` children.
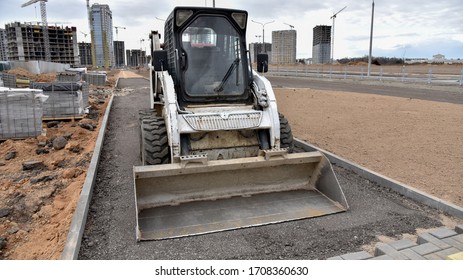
<box><xmin>1</xmin><ymin>0</ymin><xmax>462</xmax><ymax>59</ymax></box>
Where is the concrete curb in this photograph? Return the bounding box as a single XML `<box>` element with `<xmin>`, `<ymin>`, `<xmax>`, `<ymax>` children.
<box><xmin>115</xmin><ymin>77</ymin><xmax>121</xmax><ymax>88</ymax></box>
<box><xmin>295</xmin><ymin>139</ymin><xmax>463</xmax><ymax>220</ymax></box>
<box><xmin>60</xmin><ymin>94</ymin><xmax>114</xmax><ymax>260</ymax></box>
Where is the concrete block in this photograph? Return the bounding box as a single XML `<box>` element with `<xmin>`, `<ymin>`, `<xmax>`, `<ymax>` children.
<box><xmin>399</xmin><ymin>249</ymin><xmax>426</xmax><ymax>260</ymax></box>
<box><xmin>326</xmin><ymin>256</ymin><xmax>343</xmax><ymax>260</ymax></box>
<box><xmin>340</xmin><ymin>251</ymin><xmax>372</xmax><ymax>260</ymax></box>
<box><xmin>388</xmin><ymin>239</ymin><xmax>417</xmax><ymax>251</ymax></box>
<box><xmin>429</xmin><ymin>227</ymin><xmax>458</xmax><ymax>239</ymax></box>
<box><xmin>375</xmin><ymin>243</ymin><xmax>409</xmax><ymax>260</ymax></box>
<box><xmin>417</xmin><ymin>233</ymin><xmax>452</xmax><ymax>249</ymax></box>
<box><xmin>455</xmin><ymin>225</ymin><xmax>463</xmax><ymax>234</ymax></box>
<box><xmin>410</xmin><ymin>243</ymin><xmax>441</xmax><ymax>256</ymax></box>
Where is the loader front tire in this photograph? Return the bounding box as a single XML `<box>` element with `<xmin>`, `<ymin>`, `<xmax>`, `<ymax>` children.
<box><xmin>279</xmin><ymin>113</ymin><xmax>294</xmax><ymax>153</ymax></box>
<box><xmin>140</xmin><ymin>115</ymin><xmax>170</xmax><ymax>165</ymax></box>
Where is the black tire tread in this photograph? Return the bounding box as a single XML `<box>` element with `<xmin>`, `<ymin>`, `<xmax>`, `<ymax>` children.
<box><xmin>279</xmin><ymin>113</ymin><xmax>294</xmax><ymax>153</ymax></box>
<box><xmin>139</xmin><ymin>114</ymin><xmax>170</xmax><ymax>165</ymax></box>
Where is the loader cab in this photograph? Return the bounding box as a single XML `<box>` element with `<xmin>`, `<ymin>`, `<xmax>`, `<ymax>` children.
<box><xmin>164</xmin><ymin>7</ymin><xmax>252</xmax><ymax>106</ymax></box>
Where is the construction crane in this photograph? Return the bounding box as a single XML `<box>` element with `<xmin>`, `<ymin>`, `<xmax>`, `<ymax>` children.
<box><xmin>21</xmin><ymin>0</ymin><xmax>51</xmax><ymax>62</ymax></box>
<box><xmin>80</xmin><ymin>31</ymin><xmax>90</xmax><ymax>43</ymax></box>
<box><xmin>283</xmin><ymin>23</ymin><xmax>295</xmax><ymax>30</ymax></box>
<box><xmin>330</xmin><ymin>6</ymin><xmax>347</xmax><ymax>64</ymax></box>
<box><xmin>114</xmin><ymin>26</ymin><xmax>126</xmax><ymax>41</ymax></box>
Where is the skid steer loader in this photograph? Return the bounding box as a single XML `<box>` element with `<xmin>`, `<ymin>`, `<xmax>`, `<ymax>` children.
<box><xmin>134</xmin><ymin>6</ymin><xmax>348</xmax><ymax>241</ymax></box>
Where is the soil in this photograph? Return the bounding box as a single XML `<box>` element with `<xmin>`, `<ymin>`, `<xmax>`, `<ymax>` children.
<box><xmin>274</xmin><ymin>88</ymin><xmax>463</xmax><ymax>207</ymax></box>
<box><xmin>0</xmin><ymin>70</ymin><xmax>118</xmax><ymax>259</ymax></box>
<box><xmin>1</xmin><ymin>68</ymin><xmax>461</xmax><ymax>259</ymax></box>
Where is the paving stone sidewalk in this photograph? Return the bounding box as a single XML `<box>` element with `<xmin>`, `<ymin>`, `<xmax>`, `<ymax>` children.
<box><xmin>328</xmin><ymin>225</ymin><xmax>463</xmax><ymax>260</ymax></box>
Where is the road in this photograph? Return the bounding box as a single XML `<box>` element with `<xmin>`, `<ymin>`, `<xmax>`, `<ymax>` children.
<box><xmin>267</xmin><ymin>76</ymin><xmax>463</xmax><ymax>105</ymax></box>
<box><xmin>78</xmin><ymin>77</ymin><xmax>452</xmax><ymax>259</ymax></box>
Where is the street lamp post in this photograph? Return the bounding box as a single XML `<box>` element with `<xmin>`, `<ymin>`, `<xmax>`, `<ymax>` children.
<box><xmin>251</xmin><ymin>20</ymin><xmax>274</xmax><ymax>53</ymax></box>
<box><xmin>140</xmin><ymin>39</ymin><xmax>145</xmax><ymax>68</ymax></box>
<box><xmin>367</xmin><ymin>1</ymin><xmax>375</xmax><ymax>77</ymax></box>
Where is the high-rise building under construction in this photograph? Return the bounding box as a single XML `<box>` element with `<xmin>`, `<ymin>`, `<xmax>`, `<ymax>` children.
<box><xmin>0</xmin><ymin>28</ymin><xmax>8</xmax><ymax>61</ymax></box>
<box><xmin>114</xmin><ymin>41</ymin><xmax>125</xmax><ymax>67</ymax></box>
<box><xmin>271</xmin><ymin>30</ymin><xmax>297</xmax><ymax>64</ymax></box>
<box><xmin>90</xmin><ymin>4</ymin><xmax>114</xmax><ymax>68</ymax></box>
<box><xmin>3</xmin><ymin>22</ymin><xmax>79</xmax><ymax>65</ymax></box>
<box><xmin>312</xmin><ymin>25</ymin><xmax>331</xmax><ymax>64</ymax></box>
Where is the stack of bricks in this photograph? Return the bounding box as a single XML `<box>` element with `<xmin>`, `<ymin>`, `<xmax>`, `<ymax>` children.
<box><xmin>0</xmin><ymin>73</ymin><xmax>17</xmax><ymax>88</ymax></box>
<box><xmin>30</xmin><ymin>82</ymin><xmax>88</xmax><ymax>120</ymax></box>
<box><xmin>328</xmin><ymin>225</ymin><xmax>463</xmax><ymax>260</ymax></box>
<box><xmin>0</xmin><ymin>87</ymin><xmax>45</xmax><ymax>140</ymax></box>
<box><xmin>82</xmin><ymin>72</ymin><xmax>106</xmax><ymax>86</ymax></box>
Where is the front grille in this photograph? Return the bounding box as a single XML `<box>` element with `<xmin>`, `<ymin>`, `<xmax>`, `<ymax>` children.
<box><xmin>183</xmin><ymin>112</ymin><xmax>262</xmax><ymax>131</ymax></box>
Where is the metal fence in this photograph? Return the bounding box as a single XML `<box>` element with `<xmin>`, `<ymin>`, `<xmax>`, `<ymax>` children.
<box><xmin>267</xmin><ymin>65</ymin><xmax>463</xmax><ymax>86</ymax></box>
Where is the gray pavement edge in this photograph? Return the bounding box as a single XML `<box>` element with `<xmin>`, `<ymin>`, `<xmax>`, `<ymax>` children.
<box><xmin>60</xmin><ymin>94</ymin><xmax>114</xmax><ymax>260</ymax></box>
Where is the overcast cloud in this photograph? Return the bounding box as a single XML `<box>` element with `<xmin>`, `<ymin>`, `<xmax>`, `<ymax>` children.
<box><xmin>1</xmin><ymin>0</ymin><xmax>462</xmax><ymax>59</ymax></box>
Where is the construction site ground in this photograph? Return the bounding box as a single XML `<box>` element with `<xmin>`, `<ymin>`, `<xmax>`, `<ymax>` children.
<box><xmin>0</xmin><ymin>68</ymin><xmax>462</xmax><ymax>259</ymax></box>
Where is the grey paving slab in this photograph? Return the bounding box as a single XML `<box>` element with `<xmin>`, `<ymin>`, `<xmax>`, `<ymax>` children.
<box><xmin>340</xmin><ymin>251</ymin><xmax>372</xmax><ymax>260</ymax></box>
<box><xmin>370</xmin><ymin>255</ymin><xmax>394</xmax><ymax>260</ymax></box>
<box><xmin>375</xmin><ymin>243</ymin><xmax>410</xmax><ymax>260</ymax></box>
<box><xmin>452</xmin><ymin>234</ymin><xmax>463</xmax><ymax>243</ymax></box>
<box><xmin>434</xmin><ymin>248</ymin><xmax>461</xmax><ymax>259</ymax></box>
<box><xmin>424</xmin><ymin>253</ymin><xmax>442</xmax><ymax>260</ymax></box>
<box><xmin>410</xmin><ymin>243</ymin><xmax>441</xmax><ymax>256</ymax></box>
<box><xmin>441</xmin><ymin>237</ymin><xmax>463</xmax><ymax>250</ymax></box>
<box><xmin>389</xmin><ymin>239</ymin><xmax>417</xmax><ymax>250</ymax></box>
<box><xmin>429</xmin><ymin>227</ymin><xmax>458</xmax><ymax>239</ymax></box>
<box><xmin>417</xmin><ymin>233</ymin><xmax>452</xmax><ymax>249</ymax></box>
<box><xmin>400</xmin><ymin>249</ymin><xmax>426</xmax><ymax>260</ymax></box>
<box><xmin>456</xmin><ymin>225</ymin><xmax>463</xmax><ymax>234</ymax></box>
<box><xmin>327</xmin><ymin>256</ymin><xmax>343</xmax><ymax>260</ymax></box>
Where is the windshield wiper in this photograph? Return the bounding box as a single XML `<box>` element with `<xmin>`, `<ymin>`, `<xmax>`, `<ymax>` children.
<box><xmin>214</xmin><ymin>58</ymin><xmax>240</xmax><ymax>93</ymax></box>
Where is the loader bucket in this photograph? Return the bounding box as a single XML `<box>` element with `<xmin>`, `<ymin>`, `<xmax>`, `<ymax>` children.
<box><xmin>133</xmin><ymin>151</ymin><xmax>348</xmax><ymax>240</ymax></box>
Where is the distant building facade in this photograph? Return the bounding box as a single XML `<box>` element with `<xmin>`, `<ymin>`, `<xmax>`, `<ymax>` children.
<box><xmin>312</xmin><ymin>25</ymin><xmax>331</xmax><ymax>64</ymax></box>
<box><xmin>78</xmin><ymin>42</ymin><xmax>92</xmax><ymax>66</ymax></box>
<box><xmin>90</xmin><ymin>4</ymin><xmax>114</xmax><ymax>68</ymax></box>
<box><xmin>113</xmin><ymin>41</ymin><xmax>125</xmax><ymax>67</ymax></box>
<box><xmin>4</xmin><ymin>22</ymin><xmax>79</xmax><ymax>65</ymax></box>
<box><xmin>126</xmin><ymin>49</ymin><xmax>146</xmax><ymax>67</ymax></box>
<box><xmin>271</xmin><ymin>30</ymin><xmax>296</xmax><ymax>64</ymax></box>
<box><xmin>0</xmin><ymin>28</ymin><xmax>8</xmax><ymax>61</ymax></box>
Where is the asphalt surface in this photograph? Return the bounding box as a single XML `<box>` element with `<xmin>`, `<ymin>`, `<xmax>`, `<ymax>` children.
<box><xmin>79</xmin><ymin>77</ymin><xmax>449</xmax><ymax>260</ymax></box>
<box><xmin>267</xmin><ymin>76</ymin><xmax>463</xmax><ymax>105</ymax></box>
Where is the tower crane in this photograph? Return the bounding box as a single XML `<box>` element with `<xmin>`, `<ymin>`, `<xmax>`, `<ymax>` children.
<box><xmin>114</xmin><ymin>26</ymin><xmax>126</xmax><ymax>41</ymax></box>
<box><xmin>21</xmin><ymin>0</ymin><xmax>51</xmax><ymax>61</ymax></box>
<box><xmin>283</xmin><ymin>23</ymin><xmax>295</xmax><ymax>30</ymax></box>
<box><xmin>330</xmin><ymin>6</ymin><xmax>347</xmax><ymax>64</ymax></box>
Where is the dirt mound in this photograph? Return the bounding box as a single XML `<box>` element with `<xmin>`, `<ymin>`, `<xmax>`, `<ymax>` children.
<box><xmin>7</xmin><ymin>68</ymin><xmax>57</xmax><ymax>82</ymax></box>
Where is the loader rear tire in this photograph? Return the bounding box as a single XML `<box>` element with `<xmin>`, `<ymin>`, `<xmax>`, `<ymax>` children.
<box><xmin>140</xmin><ymin>115</ymin><xmax>170</xmax><ymax>165</ymax></box>
<box><xmin>279</xmin><ymin>113</ymin><xmax>294</xmax><ymax>153</ymax></box>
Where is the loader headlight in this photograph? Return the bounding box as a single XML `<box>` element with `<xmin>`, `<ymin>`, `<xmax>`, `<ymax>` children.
<box><xmin>232</xmin><ymin>12</ymin><xmax>247</xmax><ymax>29</ymax></box>
<box><xmin>176</xmin><ymin>10</ymin><xmax>193</xmax><ymax>27</ymax></box>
